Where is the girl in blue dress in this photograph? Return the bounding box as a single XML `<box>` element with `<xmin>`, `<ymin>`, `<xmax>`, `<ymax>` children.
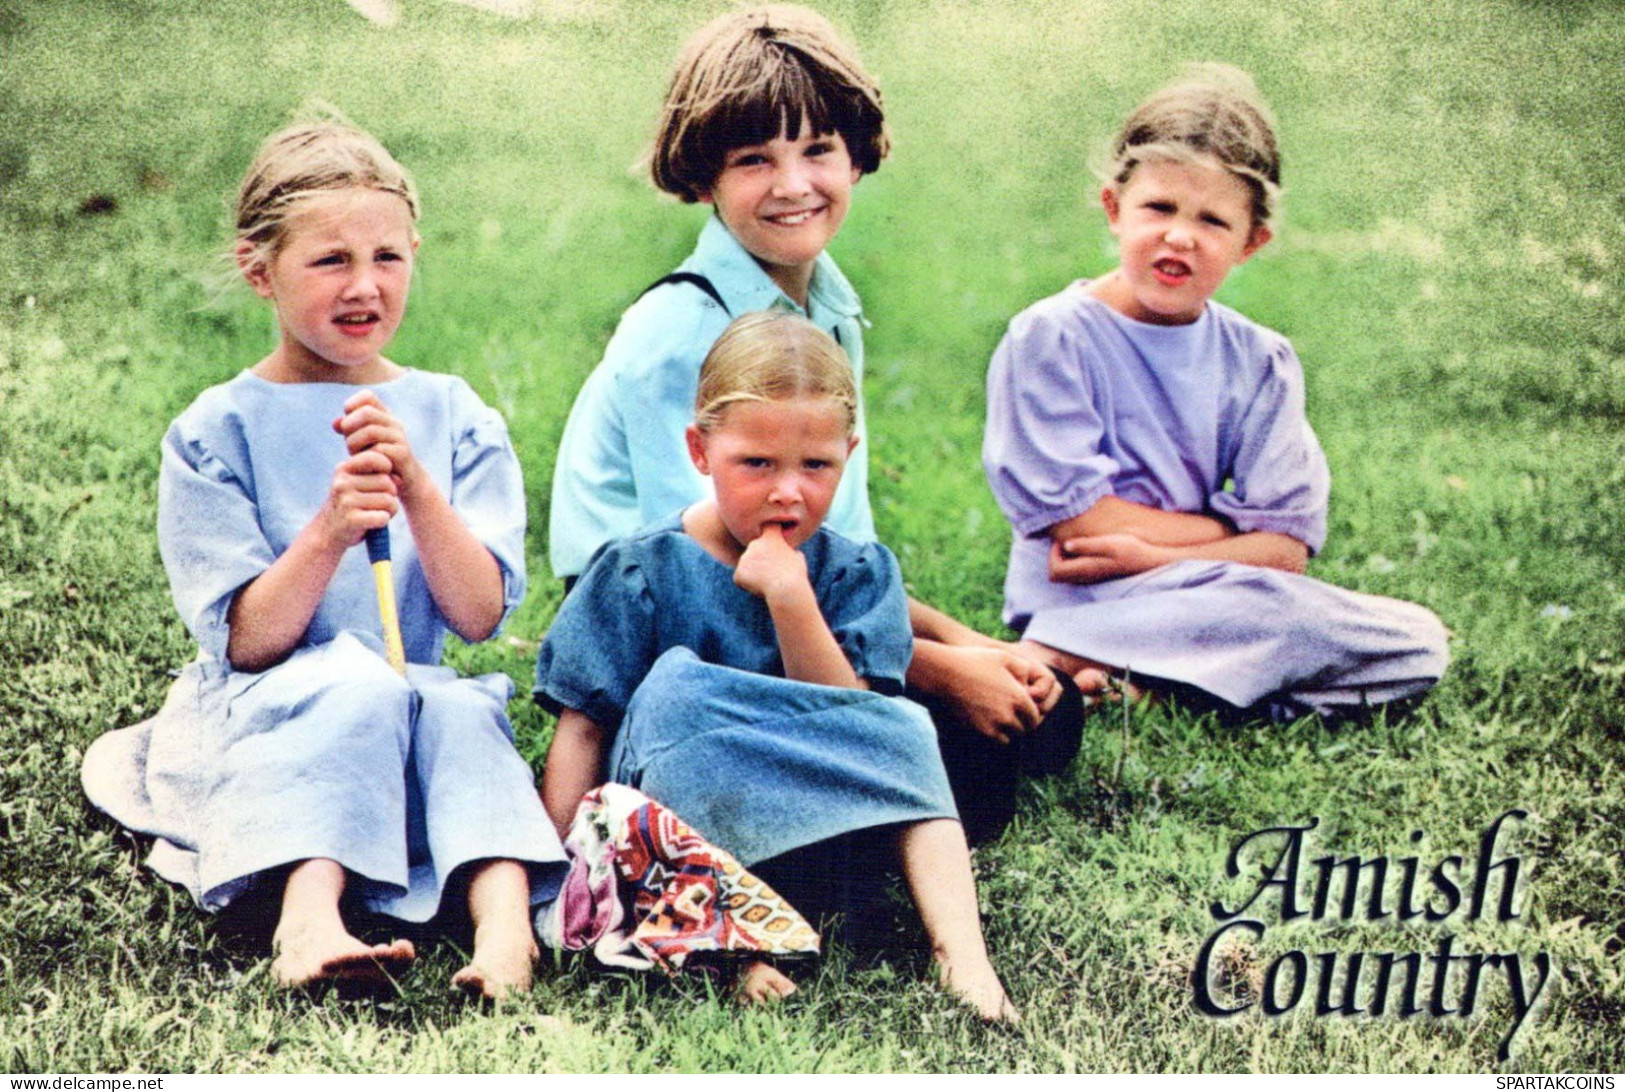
<box><xmin>80</xmin><ymin>115</ymin><xmax>565</xmax><ymax>997</ymax></box>
<box><xmin>983</xmin><ymin>66</ymin><xmax>1449</xmax><ymax>717</ymax></box>
<box><xmin>536</xmin><ymin>311</ymin><xmax>1016</xmax><ymax>1021</ymax></box>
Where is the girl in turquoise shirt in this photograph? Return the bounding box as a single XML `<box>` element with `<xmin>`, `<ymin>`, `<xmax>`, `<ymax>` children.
<box><xmin>547</xmin><ymin>5</ymin><xmax>1085</xmax><ymax>841</ymax></box>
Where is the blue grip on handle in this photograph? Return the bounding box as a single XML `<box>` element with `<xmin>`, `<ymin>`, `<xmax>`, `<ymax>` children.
<box><xmin>364</xmin><ymin>526</ymin><xmax>391</xmax><ymax>564</ymax></box>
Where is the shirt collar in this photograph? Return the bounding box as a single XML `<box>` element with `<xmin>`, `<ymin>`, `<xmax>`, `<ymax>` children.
<box><xmin>687</xmin><ymin>214</ymin><xmax>864</xmax><ymax>323</ymax></box>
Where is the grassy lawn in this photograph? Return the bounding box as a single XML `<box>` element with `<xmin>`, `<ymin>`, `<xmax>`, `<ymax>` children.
<box><xmin>2</xmin><ymin>0</ymin><xmax>1622</xmax><ymax>1074</ymax></box>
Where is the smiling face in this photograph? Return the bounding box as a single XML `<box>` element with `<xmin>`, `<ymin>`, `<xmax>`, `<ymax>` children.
<box><xmin>700</xmin><ymin>124</ymin><xmax>860</xmax><ymax>306</ymax></box>
<box><xmin>1095</xmin><ymin>157</ymin><xmax>1271</xmax><ymax>325</ymax></box>
<box><xmin>686</xmin><ymin>395</ymin><xmax>857</xmax><ymax>555</ymax></box>
<box><xmin>241</xmin><ymin>187</ymin><xmax>417</xmax><ymax>384</ymax></box>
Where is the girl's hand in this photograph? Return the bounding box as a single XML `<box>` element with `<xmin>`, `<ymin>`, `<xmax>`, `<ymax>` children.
<box><xmin>1015</xmin><ymin>648</ymin><xmax>1063</xmax><ymax>716</ymax></box>
<box><xmin>742</xmin><ymin>526</ymin><xmax>861</xmax><ymax>690</ymax></box>
<box><xmin>314</xmin><ymin>448</ymin><xmax>399</xmax><ymax>552</ymax></box>
<box><xmin>734</xmin><ymin>525</ymin><xmax>811</xmax><ymax>603</ymax></box>
<box><xmin>938</xmin><ymin>644</ymin><xmax>1061</xmax><ymax>744</ymax></box>
<box><xmin>1049</xmin><ymin>533</ymin><xmax>1167</xmax><ymax>584</ymax></box>
<box><xmin>333</xmin><ymin>390</ymin><xmax>425</xmax><ymax>501</ymax></box>
<box><xmin>332</xmin><ymin>388</ymin><xmax>505</xmax><ymax>642</ymax></box>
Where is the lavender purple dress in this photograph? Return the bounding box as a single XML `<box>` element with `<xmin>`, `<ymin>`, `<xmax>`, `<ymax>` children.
<box><xmin>983</xmin><ymin>284</ymin><xmax>1448</xmax><ymax>718</ymax></box>
<box><xmin>80</xmin><ymin>370</ymin><xmax>566</xmax><ymax>919</ymax></box>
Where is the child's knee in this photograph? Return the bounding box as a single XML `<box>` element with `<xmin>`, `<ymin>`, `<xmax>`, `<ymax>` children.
<box><xmin>1403</xmin><ymin>607</ymin><xmax>1452</xmax><ymax>684</ymax></box>
<box><xmin>411</xmin><ymin>679</ymin><xmax>515</xmax><ymax>754</ymax></box>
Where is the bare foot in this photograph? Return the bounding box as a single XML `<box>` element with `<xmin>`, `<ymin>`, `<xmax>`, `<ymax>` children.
<box><xmin>452</xmin><ymin>920</ymin><xmax>539</xmax><ymax>1001</ymax></box>
<box><xmin>736</xmin><ymin>959</ymin><xmax>798</xmax><ymax>1004</ymax></box>
<box><xmin>938</xmin><ymin>955</ymin><xmax>1020</xmax><ymax>1024</ymax></box>
<box><xmin>271</xmin><ymin>922</ymin><xmax>415</xmax><ymax>989</ymax></box>
<box><xmin>1072</xmin><ymin>666</ymin><xmax>1113</xmax><ymax>699</ymax></box>
<box><xmin>456</xmin><ymin>859</ymin><xmax>539</xmax><ymax>1001</ymax></box>
<box><xmin>1084</xmin><ymin>671</ymin><xmax>1153</xmax><ymax>705</ymax></box>
<box><xmin>1018</xmin><ymin>640</ymin><xmax>1108</xmax><ymax>682</ymax></box>
<box><xmin>1016</xmin><ymin>640</ymin><xmax>1148</xmax><ymax>704</ymax></box>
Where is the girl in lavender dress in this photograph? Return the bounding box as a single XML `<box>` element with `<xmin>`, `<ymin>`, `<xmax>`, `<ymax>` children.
<box><xmin>982</xmin><ymin>66</ymin><xmax>1448</xmax><ymax>719</ymax></box>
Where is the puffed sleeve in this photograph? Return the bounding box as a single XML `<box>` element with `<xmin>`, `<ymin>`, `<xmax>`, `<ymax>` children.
<box><xmin>983</xmin><ymin>306</ymin><xmax>1121</xmax><ymax>538</ymax></box>
<box><xmin>614</xmin><ymin>296</ymin><xmax>724</xmax><ymax>526</ymax></box>
<box><xmin>533</xmin><ymin>540</ymin><xmax>658</xmax><ymax>732</ymax></box>
<box><xmin>819</xmin><ymin>539</ymin><xmax>913</xmax><ymax>695</ymax></box>
<box><xmin>1209</xmin><ymin>336</ymin><xmax>1330</xmax><ymax>553</ymax></box>
<box><xmin>157</xmin><ymin>414</ymin><xmax>272</xmax><ymax>663</ymax></box>
<box><xmin>447</xmin><ymin>381</ymin><xmax>528</xmax><ymax>630</ymax></box>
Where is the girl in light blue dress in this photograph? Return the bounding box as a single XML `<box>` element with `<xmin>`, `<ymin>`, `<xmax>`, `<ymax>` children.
<box><xmin>80</xmin><ymin>115</ymin><xmax>565</xmax><ymax>997</ymax></box>
<box><xmin>983</xmin><ymin>66</ymin><xmax>1449</xmax><ymax>718</ymax></box>
<box><xmin>537</xmin><ymin>311</ymin><xmax>1016</xmax><ymax>1021</ymax></box>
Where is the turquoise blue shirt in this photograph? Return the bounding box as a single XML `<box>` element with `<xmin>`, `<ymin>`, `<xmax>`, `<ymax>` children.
<box><xmin>548</xmin><ymin>215</ymin><xmax>877</xmax><ymax>578</ymax></box>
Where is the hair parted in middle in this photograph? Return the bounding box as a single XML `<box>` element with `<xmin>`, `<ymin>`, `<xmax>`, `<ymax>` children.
<box><xmin>1107</xmin><ymin>63</ymin><xmax>1282</xmax><ymax>226</ymax></box>
<box><xmin>648</xmin><ymin>4</ymin><xmax>889</xmax><ymax>203</ymax></box>
<box><xmin>234</xmin><ymin>101</ymin><xmax>419</xmax><ymax>270</ymax></box>
<box><xmin>695</xmin><ymin>309</ymin><xmax>858</xmax><ymax>434</ymax></box>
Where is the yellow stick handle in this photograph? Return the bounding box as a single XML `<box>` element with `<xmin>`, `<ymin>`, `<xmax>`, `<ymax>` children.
<box><xmin>364</xmin><ymin>527</ymin><xmax>407</xmax><ymax>676</ymax></box>
<box><xmin>371</xmin><ymin>558</ymin><xmax>407</xmax><ymax>675</ymax></box>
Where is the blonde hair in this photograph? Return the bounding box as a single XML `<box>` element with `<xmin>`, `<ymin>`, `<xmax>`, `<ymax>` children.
<box><xmin>234</xmin><ymin>104</ymin><xmax>419</xmax><ymax>269</ymax></box>
<box><xmin>695</xmin><ymin>310</ymin><xmax>857</xmax><ymax>433</ymax></box>
<box><xmin>649</xmin><ymin>4</ymin><xmax>889</xmax><ymax>203</ymax></box>
<box><xmin>1107</xmin><ymin>64</ymin><xmax>1281</xmax><ymax>225</ymax></box>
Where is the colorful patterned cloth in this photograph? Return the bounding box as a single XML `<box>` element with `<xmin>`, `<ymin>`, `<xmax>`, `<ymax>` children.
<box><xmin>536</xmin><ymin>784</ymin><xmax>820</xmax><ymax>973</ymax></box>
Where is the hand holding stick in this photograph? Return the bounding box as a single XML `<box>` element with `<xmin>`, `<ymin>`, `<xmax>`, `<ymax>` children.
<box><xmin>335</xmin><ymin>390</ymin><xmax>412</xmax><ymax>676</ymax></box>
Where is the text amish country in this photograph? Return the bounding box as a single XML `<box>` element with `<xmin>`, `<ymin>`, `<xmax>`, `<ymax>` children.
<box><xmin>1193</xmin><ymin>809</ymin><xmax>1551</xmax><ymax>1061</ymax></box>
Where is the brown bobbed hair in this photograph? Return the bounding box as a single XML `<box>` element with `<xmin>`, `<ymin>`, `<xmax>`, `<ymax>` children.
<box><xmin>649</xmin><ymin>5</ymin><xmax>889</xmax><ymax>203</ymax></box>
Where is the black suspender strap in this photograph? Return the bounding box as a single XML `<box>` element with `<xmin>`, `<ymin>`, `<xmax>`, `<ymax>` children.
<box><xmin>638</xmin><ymin>271</ymin><xmax>845</xmax><ymax>346</ymax></box>
<box><xmin>639</xmin><ymin>272</ymin><xmax>731</xmax><ymax>315</ymax></box>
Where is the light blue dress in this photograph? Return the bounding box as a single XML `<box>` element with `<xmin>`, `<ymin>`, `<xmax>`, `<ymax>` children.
<box><xmin>547</xmin><ymin>215</ymin><xmax>877</xmax><ymax>579</ymax></box>
<box><xmin>534</xmin><ymin>516</ymin><xmax>956</xmax><ymax>867</ymax></box>
<box><xmin>983</xmin><ymin>285</ymin><xmax>1449</xmax><ymax>717</ymax></box>
<box><xmin>80</xmin><ymin>370</ymin><xmax>566</xmax><ymax>920</ymax></box>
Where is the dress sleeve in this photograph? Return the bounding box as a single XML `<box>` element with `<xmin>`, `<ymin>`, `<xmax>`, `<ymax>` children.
<box><xmin>448</xmin><ymin>383</ymin><xmax>528</xmax><ymax>632</ymax></box>
<box><xmin>613</xmin><ymin>298</ymin><xmax>719</xmax><ymax>526</ymax></box>
<box><xmin>983</xmin><ymin>305</ymin><xmax>1121</xmax><ymax>538</ymax></box>
<box><xmin>821</xmin><ymin>540</ymin><xmax>914</xmax><ymax>696</ymax></box>
<box><xmin>1209</xmin><ymin>337</ymin><xmax>1331</xmax><ymax>553</ymax></box>
<box><xmin>533</xmin><ymin>541</ymin><xmax>658</xmax><ymax>732</ymax></box>
<box><xmin>157</xmin><ymin>416</ymin><xmax>273</xmax><ymax>663</ymax></box>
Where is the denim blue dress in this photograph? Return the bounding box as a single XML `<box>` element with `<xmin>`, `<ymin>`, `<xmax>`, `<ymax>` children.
<box><xmin>534</xmin><ymin>516</ymin><xmax>956</xmax><ymax>867</ymax></box>
<box><xmin>80</xmin><ymin>370</ymin><xmax>566</xmax><ymax>919</ymax></box>
<box><xmin>984</xmin><ymin>285</ymin><xmax>1450</xmax><ymax>717</ymax></box>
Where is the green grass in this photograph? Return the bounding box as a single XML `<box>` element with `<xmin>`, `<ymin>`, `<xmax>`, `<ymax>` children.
<box><xmin>3</xmin><ymin>0</ymin><xmax>1623</xmax><ymax>1074</ymax></box>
